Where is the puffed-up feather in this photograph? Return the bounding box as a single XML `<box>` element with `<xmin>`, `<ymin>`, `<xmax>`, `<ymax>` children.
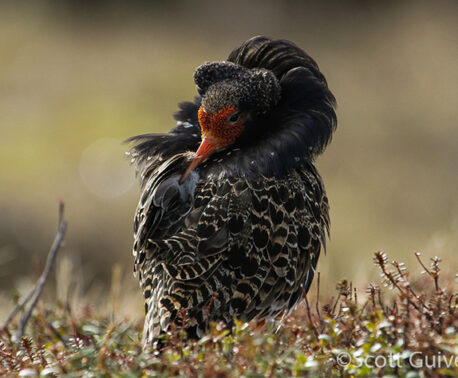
<box><xmin>127</xmin><ymin>36</ymin><xmax>336</xmax><ymax>347</ymax></box>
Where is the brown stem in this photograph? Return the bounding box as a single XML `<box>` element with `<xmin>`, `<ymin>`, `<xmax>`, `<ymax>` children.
<box><xmin>14</xmin><ymin>202</ymin><xmax>68</xmax><ymax>348</ymax></box>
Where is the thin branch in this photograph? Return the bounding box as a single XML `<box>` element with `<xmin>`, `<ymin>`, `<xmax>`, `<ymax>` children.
<box><xmin>377</xmin><ymin>252</ymin><xmax>431</xmax><ymax>316</ymax></box>
<box><xmin>414</xmin><ymin>252</ymin><xmax>431</xmax><ymax>275</ymax></box>
<box><xmin>38</xmin><ymin>312</ymin><xmax>68</xmax><ymax>347</ymax></box>
<box><xmin>301</xmin><ymin>284</ymin><xmax>318</xmax><ymax>340</ymax></box>
<box><xmin>14</xmin><ymin>202</ymin><xmax>67</xmax><ymax>347</ymax></box>
<box><xmin>2</xmin><ymin>286</ymin><xmax>35</xmax><ymax>330</ymax></box>
<box><xmin>315</xmin><ymin>272</ymin><xmax>322</xmax><ymax>320</ymax></box>
<box><xmin>331</xmin><ymin>294</ymin><xmax>340</xmax><ymax>317</ymax></box>
<box><xmin>393</xmin><ymin>261</ymin><xmax>423</xmax><ymax>305</ymax></box>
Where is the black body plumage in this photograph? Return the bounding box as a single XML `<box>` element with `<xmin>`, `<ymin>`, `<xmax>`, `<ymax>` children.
<box><xmin>127</xmin><ymin>36</ymin><xmax>337</xmax><ymax>346</ymax></box>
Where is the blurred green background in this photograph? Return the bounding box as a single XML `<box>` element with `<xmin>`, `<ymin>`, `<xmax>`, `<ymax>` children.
<box><xmin>1</xmin><ymin>0</ymin><xmax>456</xmax><ymax>319</ymax></box>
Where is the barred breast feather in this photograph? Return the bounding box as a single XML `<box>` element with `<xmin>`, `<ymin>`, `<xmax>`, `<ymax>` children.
<box><xmin>130</xmin><ymin>150</ymin><xmax>329</xmax><ymax>344</ymax></box>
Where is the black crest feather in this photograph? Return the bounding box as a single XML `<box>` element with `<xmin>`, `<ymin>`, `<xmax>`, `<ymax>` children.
<box><xmin>205</xmin><ymin>35</ymin><xmax>338</xmax><ymax>177</ymax></box>
<box><xmin>194</xmin><ymin>61</ymin><xmax>281</xmax><ymax>114</ymax></box>
<box><xmin>127</xmin><ymin>36</ymin><xmax>337</xmax><ymax>181</ymax></box>
<box><xmin>227</xmin><ymin>36</ymin><xmax>323</xmax><ymax>81</ymax></box>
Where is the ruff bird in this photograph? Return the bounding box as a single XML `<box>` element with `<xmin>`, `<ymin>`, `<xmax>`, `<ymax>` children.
<box><xmin>127</xmin><ymin>36</ymin><xmax>337</xmax><ymax>346</ymax></box>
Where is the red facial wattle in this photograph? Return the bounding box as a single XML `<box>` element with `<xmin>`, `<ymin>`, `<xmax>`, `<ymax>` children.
<box><xmin>179</xmin><ymin>106</ymin><xmax>244</xmax><ymax>183</ymax></box>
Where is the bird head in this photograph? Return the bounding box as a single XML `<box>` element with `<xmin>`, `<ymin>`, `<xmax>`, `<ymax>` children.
<box><xmin>180</xmin><ymin>61</ymin><xmax>281</xmax><ymax>183</ymax></box>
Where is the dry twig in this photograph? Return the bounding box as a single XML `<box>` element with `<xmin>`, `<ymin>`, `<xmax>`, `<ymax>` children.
<box><xmin>301</xmin><ymin>284</ymin><xmax>318</xmax><ymax>340</ymax></box>
<box><xmin>2</xmin><ymin>285</ymin><xmax>35</xmax><ymax>330</ymax></box>
<box><xmin>2</xmin><ymin>202</ymin><xmax>67</xmax><ymax>347</ymax></box>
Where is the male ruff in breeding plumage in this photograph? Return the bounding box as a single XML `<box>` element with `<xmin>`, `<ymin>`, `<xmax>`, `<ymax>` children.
<box><xmin>126</xmin><ymin>36</ymin><xmax>337</xmax><ymax>347</ymax></box>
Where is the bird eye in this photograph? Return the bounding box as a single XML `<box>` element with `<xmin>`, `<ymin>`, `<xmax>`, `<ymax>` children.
<box><xmin>228</xmin><ymin>112</ymin><xmax>240</xmax><ymax>124</ymax></box>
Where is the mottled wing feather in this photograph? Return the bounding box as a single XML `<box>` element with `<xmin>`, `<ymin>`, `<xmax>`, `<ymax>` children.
<box><xmin>133</xmin><ymin>153</ymin><xmax>197</xmax><ymax>267</ymax></box>
<box><xmin>134</xmin><ymin>156</ymin><xmax>329</xmax><ymax>345</ymax></box>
